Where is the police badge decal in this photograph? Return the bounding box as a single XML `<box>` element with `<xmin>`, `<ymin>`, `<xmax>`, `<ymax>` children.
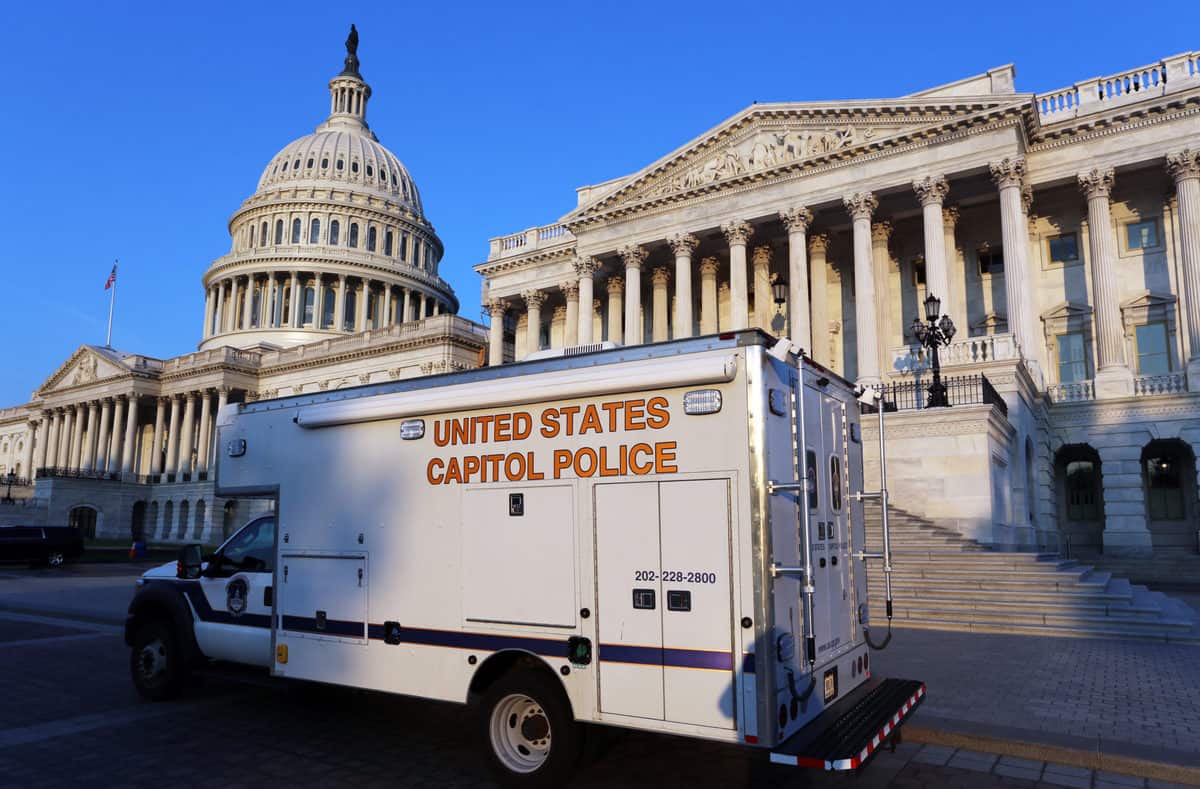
<box><xmin>226</xmin><ymin>577</ymin><xmax>249</xmax><ymax>616</ymax></box>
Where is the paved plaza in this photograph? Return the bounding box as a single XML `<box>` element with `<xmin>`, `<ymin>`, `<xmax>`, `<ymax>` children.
<box><xmin>0</xmin><ymin>564</ymin><xmax>1196</xmax><ymax>788</ymax></box>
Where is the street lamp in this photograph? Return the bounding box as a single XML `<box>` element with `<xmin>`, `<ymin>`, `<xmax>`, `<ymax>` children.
<box><xmin>771</xmin><ymin>278</ymin><xmax>789</xmax><ymax>306</ymax></box>
<box><xmin>910</xmin><ymin>293</ymin><xmax>957</xmax><ymax>408</ymax></box>
<box><xmin>2</xmin><ymin>470</ymin><xmax>15</xmax><ymax>504</ymax></box>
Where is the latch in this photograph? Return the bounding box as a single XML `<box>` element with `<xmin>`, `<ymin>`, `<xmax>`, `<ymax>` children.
<box><xmin>357</xmin><ymin>567</ymin><xmax>363</xmax><ymax>587</ymax></box>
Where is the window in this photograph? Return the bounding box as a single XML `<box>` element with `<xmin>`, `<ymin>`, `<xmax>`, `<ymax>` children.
<box><xmin>303</xmin><ymin>286</ymin><xmax>315</xmax><ymax>325</ymax></box>
<box><xmin>366</xmin><ymin>165</ymin><xmax>374</xmax><ymax>178</ymax></box>
<box><xmin>1065</xmin><ymin>461</ymin><xmax>1100</xmax><ymax>521</ymax></box>
<box><xmin>218</xmin><ymin>517</ymin><xmax>276</xmax><ymax>573</ymax></box>
<box><xmin>250</xmin><ymin>288</ymin><xmax>261</xmax><ymax>327</ymax></box>
<box><xmin>274</xmin><ymin>219</ymin><xmax>284</xmax><ymax>245</ymax></box>
<box><xmin>309</xmin><ymin>218</ymin><xmax>320</xmax><ymax>244</ymax></box>
<box><xmin>344</xmin><ymin>290</ymin><xmax>357</xmax><ymax>330</ymax></box>
<box><xmin>293</xmin><ymin>159</ymin><xmax>300</xmax><ymax>170</ymax></box>
<box><xmin>321</xmin><ymin>157</ymin><xmax>329</xmax><ymax>169</ymax></box>
<box><xmin>400</xmin><ymin>231</ymin><xmax>409</xmax><ymax>261</ymax></box>
<box><xmin>425</xmin><ymin>247</ymin><xmax>433</xmax><ymax>270</ymax></box>
<box><xmin>281</xmin><ymin>160</ymin><xmax>288</xmax><ymax>171</ymax></box>
<box><xmin>1126</xmin><ymin>220</ymin><xmax>1159</xmax><ymax>251</ymax></box>
<box><xmin>348</xmin><ymin>223</ymin><xmax>359</xmax><ymax>248</ymax></box>
<box><xmin>1056</xmin><ymin>333</ymin><xmax>1088</xmax><ymax>384</ymax></box>
<box><xmin>805</xmin><ymin>450</ymin><xmax>818</xmax><ymax>511</ymax></box>
<box><xmin>1145</xmin><ymin>454</ymin><xmax>1184</xmax><ymax>520</ymax></box>
<box><xmin>291</xmin><ymin>218</ymin><xmax>301</xmax><ymax>244</ymax></box>
<box><xmin>911</xmin><ymin>257</ymin><xmax>926</xmax><ymax>287</ymax></box>
<box><xmin>351</xmin><ymin>161</ymin><xmax>359</xmax><ymax>174</ymax></box>
<box><xmin>260</xmin><ymin>221</ymin><xmax>268</xmax><ymax>246</ymax></box>
<box><xmin>829</xmin><ymin>456</ymin><xmax>842</xmax><ymax>511</ymax></box>
<box><xmin>322</xmin><ymin>288</ymin><xmax>335</xmax><ymax>328</ymax></box>
<box><xmin>306</xmin><ymin>158</ymin><xmax>314</xmax><ymax>169</ymax></box>
<box><xmin>1135</xmin><ymin>323</ymin><xmax>1170</xmax><ymax>375</ymax></box>
<box><xmin>367</xmin><ymin>226</ymin><xmax>377</xmax><ymax>252</ymax></box>
<box><xmin>384</xmin><ymin>229</ymin><xmax>394</xmax><ymax>256</ymax></box>
<box><xmin>329</xmin><ymin>219</ymin><xmax>340</xmax><ymax>245</ymax></box>
<box><xmin>336</xmin><ymin>158</ymin><xmax>344</xmax><ymax>171</ymax></box>
<box><xmin>978</xmin><ymin>248</ymin><xmax>1004</xmax><ymax>275</ymax></box>
<box><xmin>1047</xmin><ymin>233</ymin><xmax>1079</xmax><ymax>264</ymax></box>
<box><xmin>281</xmin><ymin>286</ymin><xmax>291</xmax><ymax>324</ymax></box>
<box><xmin>413</xmin><ymin>238</ymin><xmax>421</xmax><ymax>265</ymax></box>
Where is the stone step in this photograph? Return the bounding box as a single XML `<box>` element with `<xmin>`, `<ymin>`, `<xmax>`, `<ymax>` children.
<box><xmin>865</xmin><ymin>571</ymin><xmax>1107</xmax><ymax>591</ymax></box>
<box><xmin>864</xmin><ymin>617</ymin><xmax>1200</xmax><ymax>644</ymax></box>
<box><xmin>878</xmin><ymin>604</ymin><xmax>1196</xmax><ymax>633</ymax></box>
<box><xmin>865</xmin><ymin>565</ymin><xmax>1096</xmax><ymax>583</ymax></box>
<box><xmin>866</xmin><ymin>582</ymin><xmax>1129</xmax><ymax>602</ymax></box>
<box><xmin>877</xmin><ymin>554</ymin><xmax>1070</xmax><ymax>568</ymax></box>
<box><xmin>866</xmin><ymin>593</ymin><xmax>1162</xmax><ymax>618</ymax></box>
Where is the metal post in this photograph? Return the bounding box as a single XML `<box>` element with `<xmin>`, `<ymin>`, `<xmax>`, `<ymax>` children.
<box><xmin>878</xmin><ymin>395</ymin><xmax>894</xmax><ymax>620</ymax></box>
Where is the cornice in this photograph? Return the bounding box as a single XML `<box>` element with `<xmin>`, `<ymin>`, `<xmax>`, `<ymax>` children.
<box><xmin>257</xmin><ymin>332</ymin><xmax>486</xmax><ymax>378</ymax></box>
<box><xmin>1048</xmin><ymin>392</ymin><xmax>1200</xmax><ymax>426</ymax></box>
<box><xmin>1026</xmin><ymin>94</ymin><xmax>1200</xmax><ymax>153</ymax></box>
<box><xmin>475</xmin><ymin>244</ymin><xmax>578</xmax><ymax>276</ymax></box>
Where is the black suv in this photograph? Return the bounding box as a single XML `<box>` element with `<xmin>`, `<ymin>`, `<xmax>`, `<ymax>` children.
<box><xmin>0</xmin><ymin>525</ymin><xmax>85</xmax><ymax>567</ymax></box>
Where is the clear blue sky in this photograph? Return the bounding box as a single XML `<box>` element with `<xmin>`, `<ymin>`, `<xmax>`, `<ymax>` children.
<box><xmin>1</xmin><ymin>0</ymin><xmax>1196</xmax><ymax>406</ymax></box>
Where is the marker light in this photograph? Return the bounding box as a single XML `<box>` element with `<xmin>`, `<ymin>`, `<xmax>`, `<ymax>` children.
<box><xmin>399</xmin><ymin>419</ymin><xmax>425</xmax><ymax>439</ymax></box>
<box><xmin>683</xmin><ymin>389</ymin><xmax>723</xmax><ymax>415</ymax></box>
<box><xmin>276</xmin><ymin>644</ymin><xmax>288</xmax><ymax>664</ymax></box>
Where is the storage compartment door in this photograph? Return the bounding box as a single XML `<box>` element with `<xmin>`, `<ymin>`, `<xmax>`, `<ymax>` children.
<box><xmin>821</xmin><ymin>394</ymin><xmax>855</xmax><ymax>658</ymax></box>
<box><xmin>278</xmin><ymin>554</ymin><xmax>368</xmax><ymax>643</ymax></box>
<box><xmin>659</xmin><ymin>479</ymin><xmax>735</xmax><ymax>729</ymax></box>
<box><xmin>595</xmin><ymin>482</ymin><xmax>664</xmax><ymax>721</ymax></box>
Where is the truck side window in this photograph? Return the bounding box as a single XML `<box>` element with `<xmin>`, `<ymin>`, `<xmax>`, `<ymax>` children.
<box><xmin>805</xmin><ymin>450</ymin><xmax>819</xmax><ymax>510</ymax></box>
<box><xmin>219</xmin><ymin>517</ymin><xmax>276</xmax><ymax>573</ymax></box>
<box><xmin>829</xmin><ymin>457</ymin><xmax>842</xmax><ymax>511</ymax></box>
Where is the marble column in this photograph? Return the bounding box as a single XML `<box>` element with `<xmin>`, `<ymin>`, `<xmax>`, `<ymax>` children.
<box><xmin>620</xmin><ymin>245</ymin><xmax>647</xmax><ymax>345</ymax></box>
<box><xmin>334</xmin><ymin>275</ymin><xmax>347</xmax><ymax>331</ymax></box>
<box><xmin>402</xmin><ymin>288</ymin><xmax>412</xmax><ymax>324</ymax></box>
<box><xmin>1079</xmin><ymin>167</ymin><xmax>1133</xmax><ymax>397</ymax></box>
<box><xmin>606</xmin><ymin>277</ymin><xmax>624</xmax><ymax>345</ymax></box>
<box><xmin>575</xmin><ymin>257</ymin><xmax>598</xmax><ymax>344</ymax></box>
<box><xmin>150</xmin><ymin>398</ymin><xmax>166</xmax><ymax>475</ymax></box>
<box><xmin>668</xmin><ymin>234</ymin><xmax>698</xmax><ymax>338</ymax></box>
<box><xmin>382</xmin><ymin>285</ymin><xmax>393</xmax><ymax>327</ymax></box>
<box><xmin>35</xmin><ymin>414</ymin><xmax>51</xmax><ymax>473</ymax></box>
<box><xmin>121</xmin><ymin>395</ymin><xmax>138</xmax><ymax>474</ymax></box>
<box><xmin>914</xmin><ymin>175</ymin><xmax>952</xmax><ymax>314</ymax></box>
<box><xmin>106</xmin><ymin>396</ymin><xmax>124</xmax><ymax>472</ymax></box>
<box><xmin>92</xmin><ymin>398</ymin><xmax>112</xmax><ymax>473</ymax></box>
<box><xmin>942</xmin><ymin>207</ymin><xmax>965</xmax><ymax>324</ymax></box>
<box><xmin>164</xmin><ymin>395</ymin><xmax>182</xmax><ymax>476</ymax></box>
<box><xmin>44</xmin><ymin>411</ymin><xmax>60</xmax><ymax>469</ymax></box>
<box><xmin>290</xmin><ymin>272</ymin><xmax>301</xmax><ymax>328</ymax></box>
<box><xmin>23</xmin><ymin>420</ymin><xmax>38</xmax><ymax>478</ymax></box>
<box><xmin>990</xmin><ymin>157</ymin><xmax>1039</xmax><ymax>369</ymax></box>
<box><xmin>651</xmin><ymin>267</ymin><xmax>671</xmax><ymax>342</ymax></box>
<box><xmin>178</xmin><ymin>392</ymin><xmax>196</xmax><ymax>476</ymax></box>
<box><xmin>752</xmin><ymin>245</ymin><xmax>773</xmax><ymax>331</ymax></box>
<box><xmin>562</xmin><ymin>282</ymin><xmax>580</xmax><ymax>347</ymax></box>
<box><xmin>212</xmin><ymin>284</ymin><xmax>224</xmax><ymax>337</ymax></box>
<box><xmin>844</xmin><ymin>192</ymin><xmax>881</xmax><ymax>384</ymax></box>
<box><xmin>487</xmin><ymin>299</ymin><xmax>506</xmax><ymax>366</ymax></box>
<box><xmin>355</xmin><ymin>280</ymin><xmax>367</xmax><ymax>332</ymax></box>
<box><xmin>722</xmin><ymin>220</ymin><xmax>753</xmax><ymax>329</ymax></box>
<box><xmin>1166</xmin><ymin>150</ymin><xmax>1200</xmax><ymax>390</ymax></box>
<box><xmin>871</xmin><ymin>222</ymin><xmax>894</xmax><ymax>379</ymax></box>
<box><xmin>523</xmin><ymin>290</ymin><xmax>544</xmax><ymax>358</ymax></box>
<box><xmin>60</xmin><ymin>408</ymin><xmax>75</xmax><ymax>470</ymax></box>
<box><xmin>202</xmin><ymin>288</ymin><xmax>214</xmax><ymax>339</ymax></box>
<box><xmin>699</xmin><ymin>257</ymin><xmax>719</xmax><ymax>334</ymax></box>
<box><xmin>80</xmin><ymin>402</ymin><xmax>98</xmax><ymax>472</ymax></box>
<box><xmin>66</xmin><ymin>406</ymin><xmax>81</xmax><ymax>470</ymax></box>
<box><xmin>240</xmin><ymin>278</ymin><xmax>253</xmax><ymax>331</ymax></box>
<box><xmin>213</xmin><ymin>388</ymin><xmax>230</xmax><ymax>469</ymax></box>
<box><xmin>780</xmin><ymin>208</ymin><xmax>813</xmax><ymax>352</ymax></box>
<box><xmin>196</xmin><ymin>390</ymin><xmax>212</xmax><ymax>473</ymax></box>
<box><xmin>228</xmin><ymin>278</ymin><xmax>241</xmax><ymax>332</ymax></box>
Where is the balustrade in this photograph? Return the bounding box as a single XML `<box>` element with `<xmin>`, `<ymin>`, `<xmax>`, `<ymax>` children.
<box><xmin>891</xmin><ymin>333</ymin><xmax>1018</xmax><ymax>375</ymax></box>
<box><xmin>1046</xmin><ymin>380</ymin><xmax>1095</xmax><ymax>403</ymax></box>
<box><xmin>489</xmin><ymin>223</ymin><xmax>575</xmax><ymax>260</ymax></box>
<box><xmin>1133</xmin><ymin>372</ymin><xmax>1187</xmax><ymax>396</ymax></box>
<box><xmin>1035</xmin><ymin>51</ymin><xmax>1200</xmax><ymax>124</ymax></box>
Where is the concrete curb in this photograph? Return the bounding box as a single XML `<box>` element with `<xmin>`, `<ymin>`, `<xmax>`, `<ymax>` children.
<box><xmin>905</xmin><ymin>721</ymin><xmax>1200</xmax><ymax>787</ymax></box>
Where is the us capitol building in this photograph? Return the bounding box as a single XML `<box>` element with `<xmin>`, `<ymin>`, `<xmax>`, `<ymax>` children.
<box><xmin>2</xmin><ymin>37</ymin><xmax>1199</xmax><ymax>560</ymax></box>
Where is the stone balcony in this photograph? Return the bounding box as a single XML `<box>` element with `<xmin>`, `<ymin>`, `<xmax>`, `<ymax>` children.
<box><xmin>1046</xmin><ymin>371</ymin><xmax>1189</xmax><ymax>403</ymax></box>
<box><xmin>486</xmin><ymin>223</ymin><xmax>575</xmax><ymax>262</ymax></box>
<box><xmin>890</xmin><ymin>333</ymin><xmax>1019</xmax><ymax>376</ymax></box>
<box><xmin>1035</xmin><ymin>51</ymin><xmax>1200</xmax><ymax>125</ymax></box>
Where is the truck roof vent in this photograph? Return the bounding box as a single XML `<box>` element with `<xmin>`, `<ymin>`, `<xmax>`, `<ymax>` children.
<box><xmin>525</xmin><ymin>342</ymin><xmax>618</xmax><ymax>361</ymax></box>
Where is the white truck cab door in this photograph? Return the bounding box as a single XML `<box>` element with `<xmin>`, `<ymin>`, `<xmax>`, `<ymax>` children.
<box><xmin>193</xmin><ymin>516</ymin><xmax>276</xmax><ymax>667</ymax></box>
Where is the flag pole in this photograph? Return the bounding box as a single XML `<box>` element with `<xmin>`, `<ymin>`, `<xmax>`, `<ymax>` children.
<box><xmin>106</xmin><ymin>259</ymin><xmax>117</xmax><ymax>347</ymax></box>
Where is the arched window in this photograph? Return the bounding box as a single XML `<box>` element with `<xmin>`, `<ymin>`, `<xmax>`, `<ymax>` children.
<box><xmin>348</xmin><ymin>223</ymin><xmax>359</xmax><ymax>248</ymax></box>
<box><xmin>344</xmin><ymin>289</ymin><xmax>357</xmax><ymax>330</ymax></box>
<box><xmin>275</xmin><ymin>220</ymin><xmax>284</xmax><ymax>244</ymax></box>
<box><xmin>400</xmin><ymin>231</ymin><xmax>409</xmax><ymax>261</ymax></box>
<box><xmin>321</xmin><ymin>157</ymin><xmax>329</xmax><ymax>169</ymax></box>
<box><xmin>281</xmin><ymin>286</ymin><xmax>291</xmax><ymax>325</ymax></box>
<box><xmin>250</xmin><ymin>288</ymin><xmax>261</xmax><ymax>328</ymax></box>
<box><xmin>293</xmin><ymin>158</ymin><xmax>301</xmax><ymax>170</ymax></box>
<box><xmin>303</xmin><ymin>286</ymin><xmax>315</xmax><ymax>326</ymax></box>
<box><xmin>366</xmin><ymin>165</ymin><xmax>374</xmax><ymax>178</ymax></box>
<box><xmin>291</xmin><ymin>218</ymin><xmax>302</xmax><ymax>244</ymax></box>
<box><xmin>336</xmin><ymin>158</ymin><xmax>344</xmax><ymax>171</ymax></box>
<box><xmin>260</xmin><ymin>222</ymin><xmax>268</xmax><ymax>246</ymax></box>
<box><xmin>306</xmin><ymin>158</ymin><xmax>314</xmax><ymax>169</ymax></box>
<box><xmin>177</xmin><ymin>500</ymin><xmax>189</xmax><ymax>539</ymax></box>
<box><xmin>384</xmin><ymin>229</ymin><xmax>394</xmax><ymax>256</ymax></box>
<box><xmin>162</xmin><ymin>501</ymin><xmax>173</xmax><ymax>539</ymax></box>
<box><xmin>413</xmin><ymin>238</ymin><xmax>421</xmax><ymax>265</ymax></box>
<box><xmin>309</xmin><ymin>218</ymin><xmax>320</xmax><ymax>244</ymax></box>
<box><xmin>322</xmin><ymin>288</ymin><xmax>336</xmax><ymax>329</ymax></box>
<box><xmin>351</xmin><ymin>161</ymin><xmax>360</xmax><ymax>174</ymax></box>
<box><xmin>367</xmin><ymin>226</ymin><xmax>377</xmax><ymax>252</ymax></box>
<box><xmin>329</xmin><ymin>220</ymin><xmax>340</xmax><ymax>245</ymax></box>
<box><xmin>193</xmin><ymin>499</ymin><xmax>206</xmax><ymax>540</ymax></box>
<box><xmin>148</xmin><ymin>501</ymin><xmax>158</xmax><ymax>539</ymax></box>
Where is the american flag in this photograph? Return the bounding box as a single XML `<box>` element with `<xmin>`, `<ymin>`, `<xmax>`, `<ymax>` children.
<box><xmin>104</xmin><ymin>263</ymin><xmax>117</xmax><ymax>290</ymax></box>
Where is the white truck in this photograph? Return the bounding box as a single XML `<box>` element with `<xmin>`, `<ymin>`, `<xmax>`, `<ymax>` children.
<box><xmin>126</xmin><ymin>330</ymin><xmax>924</xmax><ymax>786</ymax></box>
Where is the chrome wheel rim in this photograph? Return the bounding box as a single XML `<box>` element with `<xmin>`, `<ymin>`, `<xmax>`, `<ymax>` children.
<box><xmin>489</xmin><ymin>693</ymin><xmax>551</xmax><ymax>774</ymax></box>
<box><xmin>47</xmin><ymin>552</ymin><xmax>64</xmax><ymax>567</ymax></box>
<box><xmin>137</xmin><ymin>638</ymin><xmax>167</xmax><ymax>685</ymax></box>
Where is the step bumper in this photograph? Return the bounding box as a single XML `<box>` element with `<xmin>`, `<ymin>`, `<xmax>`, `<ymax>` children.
<box><xmin>768</xmin><ymin>677</ymin><xmax>926</xmax><ymax>771</ymax></box>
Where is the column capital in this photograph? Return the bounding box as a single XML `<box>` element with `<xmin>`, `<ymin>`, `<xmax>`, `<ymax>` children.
<box><xmin>699</xmin><ymin>256</ymin><xmax>720</xmax><ymax>276</ymax></box>
<box><xmin>779</xmin><ymin>206</ymin><xmax>813</xmax><ymax>233</ymax></box>
<box><xmin>942</xmin><ymin>205</ymin><xmax>960</xmax><ymax>227</ymax></box>
<box><xmin>216</xmin><ymin>385</ymin><xmax>232</xmax><ymax>396</ymax></box>
<box><xmin>1078</xmin><ymin>167</ymin><xmax>1115</xmax><ymax>200</ymax></box>
<box><xmin>1021</xmin><ymin>184</ymin><xmax>1034</xmax><ymax>215</ymax></box>
<box><xmin>989</xmin><ymin>156</ymin><xmax>1027</xmax><ymax>190</ymax></box>
<box><xmin>552</xmin><ymin>305</ymin><xmax>567</xmax><ymax>321</ymax></box>
<box><xmin>100</xmin><ymin>396</ymin><xmax>115</xmax><ymax>405</ymax></box>
<box><xmin>871</xmin><ymin>221</ymin><xmax>893</xmax><ymax>244</ymax></box>
<box><xmin>1166</xmin><ymin>149</ymin><xmax>1200</xmax><ymax>182</ymax></box>
<box><xmin>560</xmin><ymin>281</ymin><xmax>580</xmax><ymax>299</ymax></box>
<box><xmin>667</xmin><ymin>233</ymin><xmax>699</xmax><ymax>256</ymax></box>
<box><xmin>913</xmin><ymin>175</ymin><xmax>950</xmax><ymax>206</ymax></box>
<box><xmin>486</xmin><ymin>298</ymin><xmax>508</xmax><ymax>318</ymax></box>
<box><xmin>157</xmin><ymin>395</ymin><xmax>171</xmax><ymax>406</ymax></box>
<box><xmin>808</xmin><ymin>233</ymin><xmax>829</xmax><ymax>255</ymax></box>
<box><xmin>721</xmin><ymin>219</ymin><xmax>753</xmax><ymax>245</ymax></box>
<box><xmin>752</xmin><ymin>245</ymin><xmax>773</xmax><ymax>266</ymax></box>
<box><xmin>843</xmin><ymin>192</ymin><xmax>877</xmax><ymax>221</ymax></box>
<box><xmin>651</xmin><ymin>267</ymin><xmax>671</xmax><ymax>286</ymax></box>
<box><xmin>573</xmin><ymin>255</ymin><xmax>599</xmax><ymax>277</ymax></box>
<box><xmin>618</xmin><ymin>244</ymin><xmax>649</xmax><ymax>270</ymax></box>
<box><xmin>606</xmin><ymin>276</ymin><xmax>625</xmax><ymax>294</ymax></box>
<box><xmin>522</xmin><ymin>289</ymin><xmax>546</xmax><ymax>309</ymax></box>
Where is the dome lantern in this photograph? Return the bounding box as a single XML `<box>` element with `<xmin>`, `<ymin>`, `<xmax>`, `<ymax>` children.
<box><xmin>321</xmin><ymin>24</ymin><xmax>372</xmax><ymax>136</ymax></box>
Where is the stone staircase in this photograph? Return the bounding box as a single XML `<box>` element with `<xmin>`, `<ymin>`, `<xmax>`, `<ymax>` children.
<box><xmin>862</xmin><ymin>505</ymin><xmax>1200</xmax><ymax>643</ymax></box>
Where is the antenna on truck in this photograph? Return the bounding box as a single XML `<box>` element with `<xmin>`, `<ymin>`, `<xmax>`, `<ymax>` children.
<box><xmin>853</xmin><ymin>384</ymin><xmax>895</xmax><ymax>651</ymax></box>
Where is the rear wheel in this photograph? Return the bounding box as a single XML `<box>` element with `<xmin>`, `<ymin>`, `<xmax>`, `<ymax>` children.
<box><xmin>480</xmin><ymin>669</ymin><xmax>581</xmax><ymax>787</ymax></box>
<box><xmin>45</xmin><ymin>551</ymin><xmax>65</xmax><ymax>568</ymax></box>
<box><xmin>129</xmin><ymin>621</ymin><xmax>186</xmax><ymax>701</ymax></box>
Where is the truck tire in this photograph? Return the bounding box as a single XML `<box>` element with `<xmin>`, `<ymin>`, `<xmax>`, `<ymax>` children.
<box><xmin>129</xmin><ymin>621</ymin><xmax>186</xmax><ymax>701</ymax></box>
<box><xmin>45</xmin><ymin>551</ymin><xmax>65</xmax><ymax>568</ymax></box>
<box><xmin>480</xmin><ymin>669</ymin><xmax>581</xmax><ymax>788</ymax></box>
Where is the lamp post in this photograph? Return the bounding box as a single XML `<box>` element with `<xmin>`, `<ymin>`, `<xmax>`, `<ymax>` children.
<box><xmin>3</xmin><ymin>471</ymin><xmax>14</xmax><ymax>504</ymax></box>
<box><xmin>910</xmin><ymin>293</ymin><xmax>956</xmax><ymax>408</ymax></box>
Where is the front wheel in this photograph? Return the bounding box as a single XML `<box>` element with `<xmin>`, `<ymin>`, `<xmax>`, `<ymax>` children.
<box><xmin>129</xmin><ymin>621</ymin><xmax>186</xmax><ymax>701</ymax></box>
<box><xmin>480</xmin><ymin>669</ymin><xmax>581</xmax><ymax>787</ymax></box>
<box><xmin>45</xmin><ymin>551</ymin><xmax>65</xmax><ymax>568</ymax></box>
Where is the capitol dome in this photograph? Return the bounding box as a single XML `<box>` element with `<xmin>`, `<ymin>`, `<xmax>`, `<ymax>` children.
<box><xmin>198</xmin><ymin>26</ymin><xmax>456</xmax><ymax>351</ymax></box>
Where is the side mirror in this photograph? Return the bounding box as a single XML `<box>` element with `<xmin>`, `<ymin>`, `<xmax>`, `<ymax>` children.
<box><xmin>177</xmin><ymin>544</ymin><xmax>203</xmax><ymax>580</ymax></box>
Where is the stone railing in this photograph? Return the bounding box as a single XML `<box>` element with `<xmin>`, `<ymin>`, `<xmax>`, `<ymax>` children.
<box><xmin>1036</xmin><ymin>52</ymin><xmax>1200</xmax><ymax>124</ymax></box>
<box><xmin>165</xmin><ymin>346</ymin><xmax>262</xmax><ymax>372</ymax></box>
<box><xmin>256</xmin><ymin>314</ymin><xmax>488</xmax><ymax>367</ymax></box>
<box><xmin>488</xmin><ymin>223</ymin><xmax>576</xmax><ymax>260</ymax></box>
<box><xmin>1046</xmin><ymin>380</ymin><xmax>1095</xmax><ymax>403</ymax></box>
<box><xmin>890</xmin><ymin>333</ymin><xmax>1018</xmax><ymax>375</ymax></box>
<box><xmin>1133</xmin><ymin>371</ymin><xmax>1187</xmax><ymax>396</ymax></box>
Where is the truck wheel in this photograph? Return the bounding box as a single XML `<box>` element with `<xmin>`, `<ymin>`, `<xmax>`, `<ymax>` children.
<box><xmin>129</xmin><ymin>621</ymin><xmax>185</xmax><ymax>701</ymax></box>
<box><xmin>45</xmin><ymin>551</ymin><xmax>65</xmax><ymax>568</ymax></box>
<box><xmin>481</xmin><ymin>669</ymin><xmax>581</xmax><ymax>787</ymax></box>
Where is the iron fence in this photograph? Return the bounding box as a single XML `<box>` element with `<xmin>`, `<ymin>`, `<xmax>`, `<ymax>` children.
<box><xmin>861</xmin><ymin>374</ymin><xmax>1008</xmax><ymax>417</ymax></box>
